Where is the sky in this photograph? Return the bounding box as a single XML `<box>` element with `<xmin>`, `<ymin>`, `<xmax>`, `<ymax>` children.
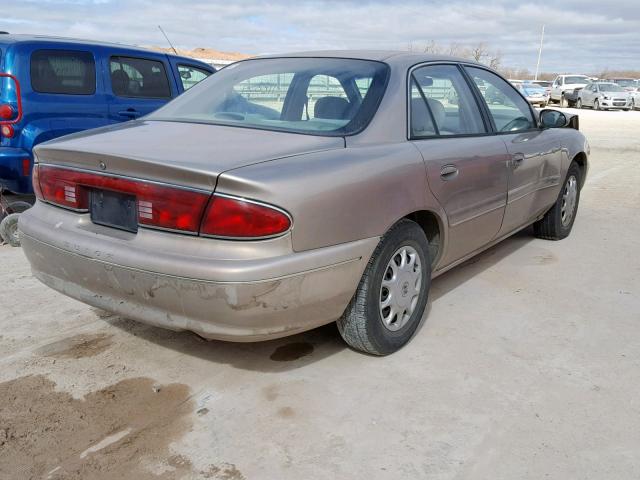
<box><xmin>3</xmin><ymin>0</ymin><xmax>639</xmax><ymax>73</ymax></box>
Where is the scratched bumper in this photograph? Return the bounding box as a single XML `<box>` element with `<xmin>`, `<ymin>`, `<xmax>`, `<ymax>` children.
<box><xmin>19</xmin><ymin>201</ymin><xmax>377</xmax><ymax>341</ymax></box>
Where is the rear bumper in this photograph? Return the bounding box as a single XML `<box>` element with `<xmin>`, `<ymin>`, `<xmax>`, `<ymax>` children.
<box><xmin>19</xmin><ymin>202</ymin><xmax>377</xmax><ymax>341</ymax></box>
<box><xmin>0</xmin><ymin>147</ymin><xmax>32</xmax><ymax>194</ymax></box>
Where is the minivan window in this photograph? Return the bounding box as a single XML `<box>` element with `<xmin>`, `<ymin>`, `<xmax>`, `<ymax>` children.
<box><xmin>148</xmin><ymin>58</ymin><xmax>389</xmax><ymax>136</ymax></box>
<box><xmin>467</xmin><ymin>67</ymin><xmax>535</xmax><ymax>133</ymax></box>
<box><xmin>110</xmin><ymin>56</ymin><xmax>171</xmax><ymax>98</ymax></box>
<box><xmin>31</xmin><ymin>50</ymin><xmax>96</xmax><ymax>95</ymax></box>
<box><xmin>410</xmin><ymin>64</ymin><xmax>485</xmax><ymax>137</ymax></box>
<box><xmin>177</xmin><ymin>65</ymin><xmax>211</xmax><ymax>90</ymax></box>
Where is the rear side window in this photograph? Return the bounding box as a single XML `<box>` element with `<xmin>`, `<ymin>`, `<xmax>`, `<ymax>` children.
<box><xmin>110</xmin><ymin>56</ymin><xmax>171</xmax><ymax>98</ymax></box>
<box><xmin>178</xmin><ymin>65</ymin><xmax>211</xmax><ymax>90</ymax></box>
<box><xmin>410</xmin><ymin>64</ymin><xmax>486</xmax><ymax>138</ymax></box>
<box><xmin>31</xmin><ymin>50</ymin><xmax>96</xmax><ymax>95</ymax></box>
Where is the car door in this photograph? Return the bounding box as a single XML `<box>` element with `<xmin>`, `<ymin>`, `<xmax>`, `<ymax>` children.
<box><xmin>106</xmin><ymin>54</ymin><xmax>176</xmax><ymax>122</ymax></box>
<box><xmin>465</xmin><ymin>66</ymin><xmax>563</xmax><ymax>237</ymax></box>
<box><xmin>409</xmin><ymin>64</ymin><xmax>509</xmax><ymax>266</ymax></box>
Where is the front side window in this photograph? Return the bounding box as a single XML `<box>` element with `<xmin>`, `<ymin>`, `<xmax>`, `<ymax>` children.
<box><xmin>31</xmin><ymin>50</ymin><xmax>96</xmax><ymax>95</ymax></box>
<box><xmin>178</xmin><ymin>65</ymin><xmax>211</xmax><ymax>91</ymax></box>
<box><xmin>110</xmin><ymin>56</ymin><xmax>171</xmax><ymax>99</ymax></box>
<box><xmin>410</xmin><ymin>64</ymin><xmax>485</xmax><ymax>138</ymax></box>
<box><xmin>148</xmin><ymin>58</ymin><xmax>389</xmax><ymax>136</ymax></box>
<box><xmin>467</xmin><ymin>67</ymin><xmax>535</xmax><ymax>133</ymax></box>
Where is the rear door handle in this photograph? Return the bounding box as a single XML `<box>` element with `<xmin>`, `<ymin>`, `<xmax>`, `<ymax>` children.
<box><xmin>510</xmin><ymin>153</ymin><xmax>525</xmax><ymax>168</ymax></box>
<box><xmin>440</xmin><ymin>164</ymin><xmax>459</xmax><ymax>180</ymax></box>
<box><xmin>118</xmin><ymin>109</ymin><xmax>140</xmax><ymax>119</ymax></box>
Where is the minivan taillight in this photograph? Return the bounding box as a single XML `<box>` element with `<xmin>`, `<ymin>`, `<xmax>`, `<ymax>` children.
<box><xmin>34</xmin><ymin>164</ymin><xmax>210</xmax><ymax>233</ymax></box>
<box><xmin>200</xmin><ymin>195</ymin><xmax>291</xmax><ymax>239</ymax></box>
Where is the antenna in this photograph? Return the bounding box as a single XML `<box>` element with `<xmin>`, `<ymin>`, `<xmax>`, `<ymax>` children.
<box><xmin>534</xmin><ymin>24</ymin><xmax>545</xmax><ymax>81</ymax></box>
<box><xmin>158</xmin><ymin>25</ymin><xmax>178</xmax><ymax>55</ymax></box>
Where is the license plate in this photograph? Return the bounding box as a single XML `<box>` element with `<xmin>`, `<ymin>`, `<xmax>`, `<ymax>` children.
<box><xmin>90</xmin><ymin>190</ymin><xmax>138</xmax><ymax>233</ymax></box>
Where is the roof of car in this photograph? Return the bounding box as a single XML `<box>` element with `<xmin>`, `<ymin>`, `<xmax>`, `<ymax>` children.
<box><xmin>0</xmin><ymin>33</ymin><xmax>192</xmax><ymax>60</ymax></box>
<box><xmin>256</xmin><ymin>50</ymin><xmax>484</xmax><ymax>67</ymax></box>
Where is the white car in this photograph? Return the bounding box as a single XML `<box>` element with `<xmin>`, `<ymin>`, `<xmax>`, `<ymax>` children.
<box><xmin>577</xmin><ymin>82</ymin><xmax>633</xmax><ymax>111</ymax></box>
<box><xmin>631</xmin><ymin>87</ymin><xmax>640</xmax><ymax>110</ymax></box>
<box><xmin>550</xmin><ymin>75</ymin><xmax>590</xmax><ymax>107</ymax></box>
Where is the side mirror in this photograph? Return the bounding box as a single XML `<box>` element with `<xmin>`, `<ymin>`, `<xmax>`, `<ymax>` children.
<box><xmin>540</xmin><ymin>109</ymin><xmax>569</xmax><ymax>129</ymax></box>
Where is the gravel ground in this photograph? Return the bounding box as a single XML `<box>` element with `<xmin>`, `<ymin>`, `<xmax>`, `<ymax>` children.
<box><xmin>0</xmin><ymin>108</ymin><xmax>639</xmax><ymax>479</ymax></box>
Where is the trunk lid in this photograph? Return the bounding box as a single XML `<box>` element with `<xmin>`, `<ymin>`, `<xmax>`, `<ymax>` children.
<box><xmin>34</xmin><ymin>120</ymin><xmax>344</xmax><ymax>191</ymax></box>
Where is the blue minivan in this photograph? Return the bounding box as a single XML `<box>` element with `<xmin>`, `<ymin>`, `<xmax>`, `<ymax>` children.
<box><xmin>0</xmin><ymin>34</ymin><xmax>215</xmax><ymax>196</ymax></box>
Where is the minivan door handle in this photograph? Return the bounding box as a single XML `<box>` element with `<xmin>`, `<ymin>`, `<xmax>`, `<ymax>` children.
<box><xmin>118</xmin><ymin>108</ymin><xmax>140</xmax><ymax>119</ymax></box>
<box><xmin>440</xmin><ymin>164</ymin><xmax>459</xmax><ymax>180</ymax></box>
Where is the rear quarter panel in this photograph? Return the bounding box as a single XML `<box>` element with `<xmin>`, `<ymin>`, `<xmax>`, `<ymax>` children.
<box><xmin>216</xmin><ymin>142</ymin><xmax>447</xmax><ymax>253</ymax></box>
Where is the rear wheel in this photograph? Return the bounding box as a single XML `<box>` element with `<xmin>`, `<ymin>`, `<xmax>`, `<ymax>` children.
<box><xmin>337</xmin><ymin>219</ymin><xmax>431</xmax><ymax>355</ymax></box>
<box><xmin>0</xmin><ymin>213</ymin><xmax>21</xmax><ymax>247</ymax></box>
<box><xmin>534</xmin><ymin>162</ymin><xmax>581</xmax><ymax>240</ymax></box>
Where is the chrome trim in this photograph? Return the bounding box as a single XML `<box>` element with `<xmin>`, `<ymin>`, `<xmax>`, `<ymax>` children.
<box><xmin>200</xmin><ymin>192</ymin><xmax>294</xmax><ymax>241</ymax></box>
<box><xmin>36</xmin><ymin>162</ymin><xmax>212</xmax><ymax>194</ymax></box>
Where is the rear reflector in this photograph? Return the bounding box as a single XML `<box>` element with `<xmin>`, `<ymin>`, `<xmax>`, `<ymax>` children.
<box><xmin>200</xmin><ymin>195</ymin><xmax>291</xmax><ymax>238</ymax></box>
<box><xmin>0</xmin><ymin>124</ymin><xmax>14</xmax><ymax>138</ymax></box>
<box><xmin>0</xmin><ymin>104</ymin><xmax>14</xmax><ymax>120</ymax></box>
<box><xmin>34</xmin><ymin>164</ymin><xmax>210</xmax><ymax>233</ymax></box>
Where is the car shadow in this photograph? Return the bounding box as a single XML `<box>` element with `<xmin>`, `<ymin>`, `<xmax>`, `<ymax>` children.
<box><xmin>103</xmin><ymin>228</ymin><xmax>534</xmax><ymax>372</ymax></box>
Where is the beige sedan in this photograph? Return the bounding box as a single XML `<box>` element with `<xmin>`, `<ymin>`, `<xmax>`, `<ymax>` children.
<box><xmin>20</xmin><ymin>51</ymin><xmax>589</xmax><ymax>355</ymax></box>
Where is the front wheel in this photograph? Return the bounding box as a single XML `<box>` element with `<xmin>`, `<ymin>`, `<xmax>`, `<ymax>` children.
<box><xmin>338</xmin><ymin>219</ymin><xmax>431</xmax><ymax>355</ymax></box>
<box><xmin>560</xmin><ymin>94</ymin><xmax>567</xmax><ymax>107</ymax></box>
<box><xmin>577</xmin><ymin>98</ymin><xmax>583</xmax><ymax>109</ymax></box>
<box><xmin>594</xmin><ymin>99</ymin><xmax>601</xmax><ymax>111</ymax></box>
<box><xmin>534</xmin><ymin>162</ymin><xmax>581</xmax><ymax>240</ymax></box>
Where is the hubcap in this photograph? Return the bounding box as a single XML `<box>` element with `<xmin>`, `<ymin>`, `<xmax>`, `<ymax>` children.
<box><xmin>561</xmin><ymin>175</ymin><xmax>578</xmax><ymax>227</ymax></box>
<box><xmin>379</xmin><ymin>246</ymin><xmax>422</xmax><ymax>331</ymax></box>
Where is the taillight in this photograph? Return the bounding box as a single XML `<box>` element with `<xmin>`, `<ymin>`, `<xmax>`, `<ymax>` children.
<box><xmin>1</xmin><ymin>124</ymin><xmax>14</xmax><ymax>138</ymax></box>
<box><xmin>36</xmin><ymin>165</ymin><xmax>210</xmax><ymax>233</ymax></box>
<box><xmin>0</xmin><ymin>104</ymin><xmax>14</xmax><ymax>120</ymax></box>
<box><xmin>200</xmin><ymin>195</ymin><xmax>291</xmax><ymax>239</ymax></box>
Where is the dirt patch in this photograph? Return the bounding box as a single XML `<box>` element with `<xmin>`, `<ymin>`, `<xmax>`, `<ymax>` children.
<box><xmin>269</xmin><ymin>342</ymin><xmax>314</xmax><ymax>362</ymax></box>
<box><xmin>0</xmin><ymin>374</ymin><xmax>227</xmax><ymax>479</ymax></box>
<box><xmin>36</xmin><ymin>333</ymin><xmax>114</xmax><ymax>359</ymax></box>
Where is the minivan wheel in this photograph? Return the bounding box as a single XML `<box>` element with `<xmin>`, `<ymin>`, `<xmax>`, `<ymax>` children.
<box><xmin>337</xmin><ymin>219</ymin><xmax>431</xmax><ymax>355</ymax></box>
<box><xmin>533</xmin><ymin>162</ymin><xmax>581</xmax><ymax>241</ymax></box>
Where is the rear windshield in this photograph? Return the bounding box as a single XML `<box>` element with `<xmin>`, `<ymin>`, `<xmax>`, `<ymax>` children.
<box><xmin>148</xmin><ymin>57</ymin><xmax>390</xmax><ymax>136</ymax></box>
<box><xmin>613</xmin><ymin>79</ymin><xmax>635</xmax><ymax>87</ymax></box>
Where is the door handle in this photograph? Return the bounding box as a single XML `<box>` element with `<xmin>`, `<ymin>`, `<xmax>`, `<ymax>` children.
<box><xmin>118</xmin><ymin>108</ymin><xmax>140</xmax><ymax>119</ymax></box>
<box><xmin>510</xmin><ymin>153</ymin><xmax>525</xmax><ymax>168</ymax></box>
<box><xmin>440</xmin><ymin>165</ymin><xmax>459</xmax><ymax>180</ymax></box>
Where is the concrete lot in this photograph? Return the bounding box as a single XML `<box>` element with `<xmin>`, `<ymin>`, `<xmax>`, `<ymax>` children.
<box><xmin>1</xmin><ymin>108</ymin><xmax>639</xmax><ymax>479</ymax></box>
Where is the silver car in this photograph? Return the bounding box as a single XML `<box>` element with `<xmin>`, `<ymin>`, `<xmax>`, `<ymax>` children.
<box><xmin>577</xmin><ymin>82</ymin><xmax>633</xmax><ymax>111</ymax></box>
<box><xmin>20</xmin><ymin>52</ymin><xmax>589</xmax><ymax>355</ymax></box>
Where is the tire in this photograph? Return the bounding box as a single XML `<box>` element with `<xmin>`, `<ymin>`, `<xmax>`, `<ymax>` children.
<box><xmin>533</xmin><ymin>162</ymin><xmax>581</xmax><ymax>241</ymax></box>
<box><xmin>594</xmin><ymin>99</ymin><xmax>601</xmax><ymax>111</ymax></box>
<box><xmin>560</xmin><ymin>94</ymin><xmax>567</xmax><ymax>107</ymax></box>
<box><xmin>0</xmin><ymin>213</ymin><xmax>21</xmax><ymax>247</ymax></box>
<box><xmin>577</xmin><ymin>98</ymin><xmax>583</xmax><ymax>109</ymax></box>
<box><xmin>337</xmin><ymin>219</ymin><xmax>431</xmax><ymax>355</ymax></box>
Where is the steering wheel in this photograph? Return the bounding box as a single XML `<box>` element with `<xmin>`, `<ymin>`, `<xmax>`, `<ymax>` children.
<box><xmin>500</xmin><ymin>116</ymin><xmax>531</xmax><ymax>132</ymax></box>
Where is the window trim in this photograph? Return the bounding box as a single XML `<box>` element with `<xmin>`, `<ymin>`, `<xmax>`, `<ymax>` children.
<box><xmin>461</xmin><ymin>63</ymin><xmax>541</xmax><ymax>135</ymax></box>
<box><xmin>406</xmin><ymin>61</ymin><xmax>493</xmax><ymax>141</ymax></box>
<box><xmin>109</xmin><ymin>55</ymin><xmax>172</xmax><ymax>100</ymax></box>
<box><xmin>30</xmin><ymin>49</ymin><xmax>97</xmax><ymax>96</ymax></box>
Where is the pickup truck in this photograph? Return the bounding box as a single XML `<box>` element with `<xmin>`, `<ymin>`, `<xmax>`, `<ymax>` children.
<box><xmin>549</xmin><ymin>74</ymin><xmax>590</xmax><ymax>107</ymax></box>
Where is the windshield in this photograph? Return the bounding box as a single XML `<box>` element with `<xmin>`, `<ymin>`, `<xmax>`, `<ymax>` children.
<box><xmin>564</xmin><ymin>76</ymin><xmax>589</xmax><ymax>84</ymax></box>
<box><xmin>520</xmin><ymin>84</ymin><xmax>546</xmax><ymax>94</ymax></box>
<box><xmin>613</xmin><ymin>79</ymin><xmax>635</xmax><ymax>87</ymax></box>
<box><xmin>598</xmin><ymin>83</ymin><xmax>625</xmax><ymax>92</ymax></box>
<box><xmin>148</xmin><ymin>57</ymin><xmax>390</xmax><ymax>136</ymax></box>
